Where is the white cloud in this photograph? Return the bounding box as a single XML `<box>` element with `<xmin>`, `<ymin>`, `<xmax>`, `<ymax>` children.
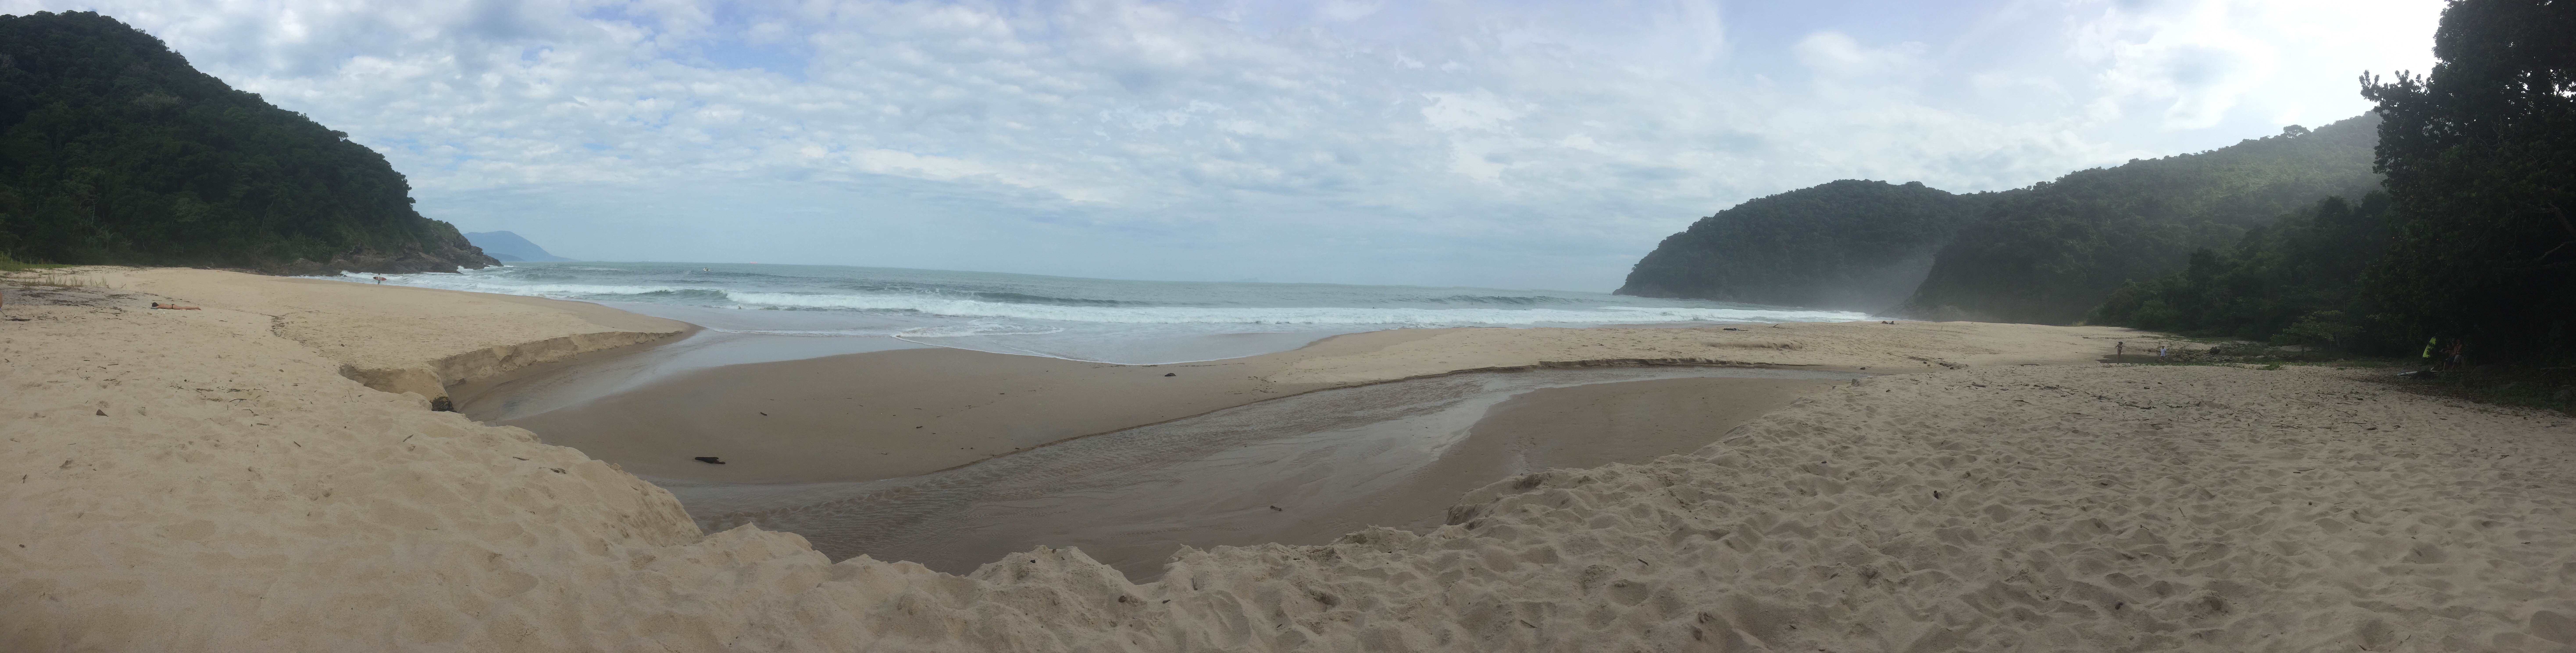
<box><xmin>0</xmin><ymin>0</ymin><xmax>2445</xmax><ymax>289</ymax></box>
<box><xmin>1793</xmin><ymin>31</ymin><xmax>1926</xmax><ymax>77</ymax></box>
<box><xmin>2068</xmin><ymin>0</ymin><xmax>2438</xmax><ymax>131</ymax></box>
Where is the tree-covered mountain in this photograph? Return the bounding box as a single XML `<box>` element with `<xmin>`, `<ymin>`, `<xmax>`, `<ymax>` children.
<box><xmin>2089</xmin><ymin>193</ymin><xmax>2397</xmax><ymax>345</ymax></box>
<box><xmin>2089</xmin><ymin>0</ymin><xmax>2573</xmax><ymax>361</ymax></box>
<box><xmin>0</xmin><ymin>11</ymin><xmax>495</xmax><ymax>274</ymax></box>
<box><xmin>1614</xmin><ymin>180</ymin><xmax>2002</xmax><ymax>311</ymax></box>
<box><xmin>1897</xmin><ymin>115</ymin><xmax>2383</xmax><ymax>324</ymax></box>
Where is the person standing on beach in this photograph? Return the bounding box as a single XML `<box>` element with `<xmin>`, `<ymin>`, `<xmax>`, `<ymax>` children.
<box><xmin>2423</xmin><ymin>336</ymin><xmax>2439</xmax><ymax>368</ymax></box>
<box><xmin>2157</xmin><ymin>344</ymin><xmax>2167</xmax><ymax>359</ymax></box>
<box><xmin>2116</xmin><ymin>341</ymin><xmax>2125</xmax><ymax>359</ymax></box>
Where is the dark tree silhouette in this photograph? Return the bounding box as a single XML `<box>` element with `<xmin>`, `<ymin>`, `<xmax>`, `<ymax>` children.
<box><xmin>2358</xmin><ymin>0</ymin><xmax>2576</xmax><ymax>359</ymax></box>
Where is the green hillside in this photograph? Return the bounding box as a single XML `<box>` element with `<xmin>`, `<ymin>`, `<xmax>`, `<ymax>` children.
<box><xmin>2095</xmin><ymin>0</ymin><xmax>2574</xmax><ymax>360</ymax></box>
<box><xmin>1897</xmin><ymin>115</ymin><xmax>2382</xmax><ymax>324</ymax></box>
<box><xmin>0</xmin><ymin>11</ymin><xmax>494</xmax><ymax>273</ymax></box>
<box><xmin>2089</xmin><ymin>193</ymin><xmax>2396</xmax><ymax>344</ymax></box>
<box><xmin>1614</xmin><ymin>180</ymin><xmax>2001</xmax><ymax>312</ymax></box>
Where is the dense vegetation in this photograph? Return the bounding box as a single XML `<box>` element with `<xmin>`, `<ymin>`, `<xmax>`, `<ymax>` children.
<box><xmin>1897</xmin><ymin>116</ymin><xmax>2383</xmax><ymax>324</ymax></box>
<box><xmin>1615</xmin><ymin>181</ymin><xmax>1998</xmax><ymax>311</ymax></box>
<box><xmin>2352</xmin><ymin>0</ymin><xmax>2574</xmax><ymax>360</ymax></box>
<box><xmin>2093</xmin><ymin>0</ymin><xmax>2572</xmax><ymax>362</ymax></box>
<box><xmin>0</xmin><ymin>11</ymin><xmax>493</xmax><ymax>273</ymax></box>
<box><xmin>2090</xmin><ymin>193</ymin><xmax>2396</xmax><ymax>346</ymax></box>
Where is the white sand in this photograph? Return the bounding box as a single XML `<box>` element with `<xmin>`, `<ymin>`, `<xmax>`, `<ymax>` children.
<box><xmin>119</xmin><ymin>268</ymin><xmax>692</xmax><ymax>398</ymax></box>
<box><xmin>5</xmin><ymin>269</ymin><xmax>2572</xmax><ymax>651</ymax></box>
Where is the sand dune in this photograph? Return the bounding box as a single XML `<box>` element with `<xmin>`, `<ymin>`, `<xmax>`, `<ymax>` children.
<box><xmin>5</xmin><ymin>269</ymin><xmax>2572</xmax><ymax>651</ymax></box>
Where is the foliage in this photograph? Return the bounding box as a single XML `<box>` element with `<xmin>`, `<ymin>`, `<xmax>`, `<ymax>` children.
<box><xmin>2089</xmin><ymin>194</ymin><xmax>2399</xmax><ymax>348</ymax></box>
<box><xmin>2357</xmin><ymin>0</ymin><xmax>2576</xmax><ymax>361</ymax></box>
<box><xmin>1614</xmin><ymin>180</ymin><xmax>1999</xmax><ymax>311</ymax></box>
<box><xmin>0</xmin><ymin>250</ymin><xmax>71</xmax><ymax>271</ymax></box>
<box><xmin>1898</xmin><ymin>116</ymin><xmax>2384</xmax><ymax>324</ymax></box>
<box><xmin>0</xmin><ymin>11</ymin><xmax>491</xmax><ymax>271</ymax></box>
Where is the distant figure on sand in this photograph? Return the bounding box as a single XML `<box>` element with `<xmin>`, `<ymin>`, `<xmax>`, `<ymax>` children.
<box><xmin>2157</xmin><ymin>344</ymin><xmax>2167</xmax><ymax>358</ymax></box>
<box><xmin>2116</xmin><ymin>341</ymin><xmax>2125</xmax><ymax>358</ymax></box>
<box><xmin>2422</xmin><ymin>336</ymin><xmax>2439</xmax><ymax>368</ymax></box>
<box><xmin>371</xmin><ymin>276</ymin><xmax>387</xmax><ymax>284</ymax></box>
<box><xmin>150</xmin><ymin>302</ymin><xmax>200</xmax><ymax>310</ymax></box>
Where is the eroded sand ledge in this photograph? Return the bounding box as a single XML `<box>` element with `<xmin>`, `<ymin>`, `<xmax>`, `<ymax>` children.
<box><xmin>5</xmin><ymin>269</ymin><xmax>2574</xmax><ymax>651</ymax></box>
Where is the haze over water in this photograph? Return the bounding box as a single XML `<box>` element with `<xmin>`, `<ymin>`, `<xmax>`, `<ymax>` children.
<box><xmin>343</xmin><ymin>262</ymin><xmax>1872</xmax><ymax>364</ymax></box>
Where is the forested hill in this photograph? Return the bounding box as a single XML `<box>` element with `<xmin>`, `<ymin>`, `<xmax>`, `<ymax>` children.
<box><xmin>0</xmin><ymin>11</ymin><xmax>496</xmax><ymax>274</ymax></box>
<box><xmin>1896</xmin><ymin>114</ymin><xmax>2382</xmax><ymax>324</ymax></box>
<box><xmin>1614</xmin><ymin>180</ymin><xmax>2001</xmax><ymax>311</ymax></box>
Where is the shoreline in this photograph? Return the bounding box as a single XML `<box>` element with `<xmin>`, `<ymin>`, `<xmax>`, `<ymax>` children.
<box><xmin>11</xmin><ymin>267</ymin><xmax>2570</xmax><ymax>651</ymax></box>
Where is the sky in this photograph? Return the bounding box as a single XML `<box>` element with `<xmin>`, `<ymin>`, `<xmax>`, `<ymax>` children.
<box><xmin>5</xmin><ymin>0</ymin><xmax>2445</xmax><ymax>291</ymax></box>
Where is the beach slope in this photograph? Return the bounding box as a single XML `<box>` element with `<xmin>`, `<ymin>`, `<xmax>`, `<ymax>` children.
<box><xmin>5</xmin><ymin>268</ymin><xmax>2571</xmax><ymax>651</ymax></box>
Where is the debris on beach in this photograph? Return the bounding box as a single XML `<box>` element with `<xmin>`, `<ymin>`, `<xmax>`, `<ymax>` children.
<box><xmin>694</xmin><ymin>456</ymin><xmax>727</xmax><ymax>464</ymax></box>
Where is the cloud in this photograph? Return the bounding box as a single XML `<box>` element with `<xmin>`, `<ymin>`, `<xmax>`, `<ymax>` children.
<box><xmin>1793</xmin><ymin>31</ymin><xmax>1925</xmax><ymax>77</ymax></box>
<box><xmin>0</xmin><ymin>0</ymin><xmax>2444</xmax><ymax>290</ymax></box>
<box><xmin>2068</xmin><ymin>0</ymin><xmax>2438</xmax><ymax>131</ymax></box>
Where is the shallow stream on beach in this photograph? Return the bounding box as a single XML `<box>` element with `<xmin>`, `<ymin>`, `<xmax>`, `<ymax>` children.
<box><xmin>649</xmin><ymin>366</ymin><xmax>1865</xmax><ymax>579</ymax></box>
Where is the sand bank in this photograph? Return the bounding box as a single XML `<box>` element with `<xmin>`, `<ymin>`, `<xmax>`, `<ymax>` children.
<box><xmin>98</xmin><ymin>268</ymin><xmax>693</xmax><ymax>399</ymax></box>
<box><xmin>486</xmin><ymin>319</ymin><xmax>2138</xmax><ymax>485</ymax></box>
<box><xmin>663</xmin><ymin>367</ymin><xmax>1861</xmax><ymax>579</ymax></box>
<box><xmin>7</xmin><ymin>268</ymin><xmax>2574</xmax><ymax>651</ymax></box>
<box><xmin>476</xmin><ymin>328</ymin><xmax>1442</xmax><ymax>484</ymax></box>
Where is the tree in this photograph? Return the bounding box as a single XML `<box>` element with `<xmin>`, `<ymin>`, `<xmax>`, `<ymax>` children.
<box><xmin>2360</xmin><ymin>0</ymin><xmax>2576</xmax><ymax>359</ymax></box>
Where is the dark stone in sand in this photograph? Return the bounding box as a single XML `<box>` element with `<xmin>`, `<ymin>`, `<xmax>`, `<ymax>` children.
<box><xmin>1268</xmin><ymin>505</ymin><xmax>1283</xmax><ymax>511</ymax></box>
<box><xmin>694</xmin><ymin>456</ymin><xmax>727</xmax><ymax>464</ymax></box>
<box><xmin>1164</xmin><ymin>373</ymin><xmax>1177</xmax><ymax>377</ymax></box>
<box><xmin>429</xmin><ymin>396</ymin><xmax>454</xmax><ymax>412</ymax></box>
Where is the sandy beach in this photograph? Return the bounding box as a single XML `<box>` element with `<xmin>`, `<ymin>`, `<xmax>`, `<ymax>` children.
<box><xmin>6</xmin><ymin>268</ymin><xmax>2573</xmax><ymax>651</ymax></box>
<box><xmin>479</xmin><ymin>318</ymin><xmax>2130</xmax><ymax>486</ymax></box>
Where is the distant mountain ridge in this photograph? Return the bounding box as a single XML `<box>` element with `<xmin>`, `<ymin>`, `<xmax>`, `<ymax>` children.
<box><xmin>1617</xmin><ymin>114</ymin><xmax>2382</xmax><ymax>324</ymax></box>
<box><xmin>0</xmin><ymin>11</ymin><xmax>496</xmax><ymax>274</ymax></box>
<box><xmin>464</xmin><ymin>231</ymin><xmax>574</xmax><ymax>262</ymax></box>
<box><xmin>1615</xmin><ymin>180</ymin><xmax>2006</xmax><ymax>312</ymax></box>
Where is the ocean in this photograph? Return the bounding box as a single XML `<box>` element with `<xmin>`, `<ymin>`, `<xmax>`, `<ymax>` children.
<box><xmin>336</xmin><ymin>262</ymin><xmax>1872</xmax><ymax>364</ymax></box>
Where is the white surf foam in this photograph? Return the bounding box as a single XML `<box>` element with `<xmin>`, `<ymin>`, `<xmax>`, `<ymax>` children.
<box><xmin>332</xmin><ymin>272</ymin><xmax>708</xmax><ymax>297</ymax></box>
<box><xmin>720</xmin><ymin>291</ymin><xmax>1867</xmax><ymax>326</ymax></box>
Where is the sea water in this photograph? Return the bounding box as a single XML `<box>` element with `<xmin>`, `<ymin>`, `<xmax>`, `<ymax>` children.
<box><xmin>339</xmin><ymin>262</ymin><xmax>1871</xmax><ymax>364</ymax></box>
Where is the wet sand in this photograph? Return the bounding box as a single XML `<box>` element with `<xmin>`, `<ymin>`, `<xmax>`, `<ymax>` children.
<box><xmin>662</xmin><ymin>368</ymin><xmax>1857</xmax><ymax>578</ymax></box>
<box><xmin>473</xmin><ymin>318</ymin><xmax>2129</xmax><ymax>487</ymax></box>
<box><xmin>476</xmin><ymin>328</ymin><xmax>1456</xmax><ymax>484</ymax></box>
